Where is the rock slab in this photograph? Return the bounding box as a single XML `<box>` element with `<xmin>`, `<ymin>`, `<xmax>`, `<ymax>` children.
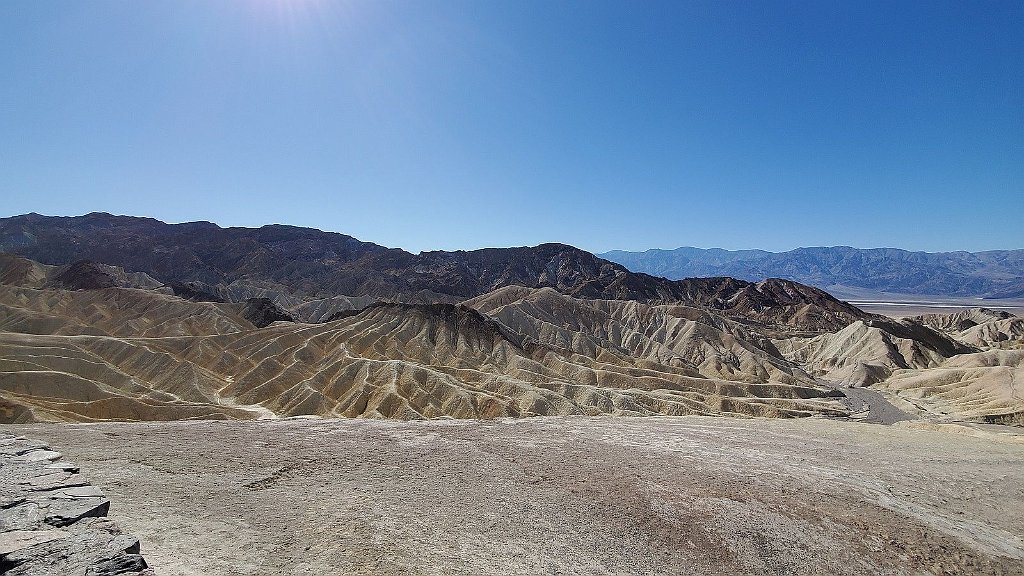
<box><xmin>0</xmin><ymin>433</ymin><xmax>152</xmax><ymax>575</ymax></box>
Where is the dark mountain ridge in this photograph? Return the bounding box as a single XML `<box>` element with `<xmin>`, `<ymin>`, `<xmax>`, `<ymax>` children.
<box><xmin>600</xmin><ymin>245</ymin><xmax>1024</xmax><ymax>298</ymax></box>
<box><xmin>0</xmin><ymin>212</ymin><xmax>869</xmax><ymax>331</ymax></box>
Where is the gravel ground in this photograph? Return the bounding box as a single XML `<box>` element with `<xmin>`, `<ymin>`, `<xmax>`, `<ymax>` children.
<box><xmin>5</xmin><ymin>416</ymin><xmax>1024</xmax><ymax>576</ymax></box>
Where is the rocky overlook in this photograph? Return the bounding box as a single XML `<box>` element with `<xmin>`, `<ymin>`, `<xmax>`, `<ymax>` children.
<box><xmin>0</xmin><ymin>433</ymin><xmax>151</xmax><ymax>575</ymax></box>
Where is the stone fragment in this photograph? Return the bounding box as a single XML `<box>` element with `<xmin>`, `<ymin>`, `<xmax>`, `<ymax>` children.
<box><xmin>11</xmin><ymin>449</ymin><xmax>62</xmax><ymax>463</ymax></box>
<box><xmin>0</xmin><ymin>502</ymin><xmax>44</xmax><ymax>532</ymax></box>
<box><xmin>44</xmin><ymin>496</ymin><xmax>110</xmax><ymax>528</ymax></box>
<box><xmin>0</xmin><ymin>528</ymin><xmax>69</xmax><ymax>555</ymax></box>
<box><xmin>45</xmin><ymin>462</ymin><xmax>81</xmax><ymax>473</ymax></box>
<box><xmin>26</xmin><ymin>471</ymin><xmax>89</xmax><ymax>491</ymax></box>
<box><xmin>0</xmin><ymin>439</ymin><xmax>50</xmax><ymax>458</ymax></box>
<box><xmin>0</xmin><ymin>496</ymin><xmax>26</xmax><ymax>510</ymax></box>
<box><xmin>2</xmin><ymin>518</ymin><xmax>145</xmax><ymax>575</ymax></box>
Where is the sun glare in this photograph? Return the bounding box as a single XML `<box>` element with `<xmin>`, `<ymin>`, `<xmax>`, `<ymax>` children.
<box><xmin>246</xmin><ymin>0</ymin><xmax>348</xmax><ymax>28</ymax></box>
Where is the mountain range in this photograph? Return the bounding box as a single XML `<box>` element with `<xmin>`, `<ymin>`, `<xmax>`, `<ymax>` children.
<box><xmin>0</xmin><ymin>212</ymin><xmax>1021</xmax><ymax>425</ymax></box>
<box><xmin>599</xmin><ymin>246</ymin><xmax>1024</xmax><ymax>298</ymax></box>
<box><xmin>0</xmin><ymin>213</ymin><xmax>865</xmax><ymax>332</ymax></box>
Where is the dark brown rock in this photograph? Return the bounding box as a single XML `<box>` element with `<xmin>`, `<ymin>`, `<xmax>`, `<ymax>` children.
<box><xmin>240</xmin><ymin>297</ymin><xmax>294</xmax><ymax>328</ymax></box>
<box><xmin>0</xmin><ymin>213</ymin><xmax>874</xmax><ymax>331</ymax></box>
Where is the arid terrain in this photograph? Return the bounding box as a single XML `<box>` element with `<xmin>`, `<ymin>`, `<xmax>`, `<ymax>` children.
<box><xmin>1</xmin><ymin>214</ymin><xmax>1023</xmax><ymax>574</ymax></box>
<box><xmin>7</xmin><ymin>416</ymin><xmax>1024</xmax><ymax>575</ymax></box>
<box><xmin>1</xmin><ymin>216</ymin><xmax>1022</xmax><ymax>426</ymax></box>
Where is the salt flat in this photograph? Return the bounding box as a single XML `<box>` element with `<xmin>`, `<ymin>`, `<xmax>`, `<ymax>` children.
<box><xmin>6</xmin><ymin>416</ymin><xmax>1024</xmax><ymax>575</ymax></box>
<box><xmin>844</xmin><ymin>296</ymin><xmax>1024</xmax><ymax>319</ymax></box>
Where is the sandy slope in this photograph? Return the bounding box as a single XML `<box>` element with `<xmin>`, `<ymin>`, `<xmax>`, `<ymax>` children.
<box><xmin>0</xmin><ymin>284</ymin><xmax>252</xmax><ymax>337</ymax></box>
<box><xmin>859</xmin><ymin>311</ymin><xmax>1024</xmax><ymax>423</ymax></box>
<box><xmin>465</xmin><ymin>286</ymin><xmax>810</xmax><ymax>384</ymax></box>
<box><xmin>913</xmin><ymin>309</ymin><xmax>1024</xmax><ymax>349</ymax></box>
<box><xmin>880</xmin><ymin>350</ymin><xmax>1024</xmax><ymax>423</ymax></box>
<box><xmin>773</xmin><ymin>320</ymin><xmax>953</xmax><ymax>385</ymax></box>
<box><xmin>6</xmin><ymin>416</ymin><xmax>1024</xmax><ymax>575</ymax></box>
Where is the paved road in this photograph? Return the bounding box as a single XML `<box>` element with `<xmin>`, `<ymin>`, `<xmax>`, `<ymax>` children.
<box><xmin>818</xmin><ymin>379</ymin><xmax>915</xmax><ymax>425</ymax></box>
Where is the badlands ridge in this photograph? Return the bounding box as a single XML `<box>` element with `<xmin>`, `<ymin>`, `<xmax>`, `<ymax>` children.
<box><xmin>0</xmin><ymin>248</ymin><xmax>1021</xmax><ymax>424</ymax></box>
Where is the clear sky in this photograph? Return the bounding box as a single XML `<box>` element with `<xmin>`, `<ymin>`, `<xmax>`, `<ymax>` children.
<box><xmin>1</xmin><ymin>1</ymin><xmax>1021</xmax><ymax>253</ymax></box>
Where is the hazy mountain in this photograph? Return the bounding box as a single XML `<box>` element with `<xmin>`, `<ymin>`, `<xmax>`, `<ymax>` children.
<box><xmin>599</xmin><ymin>246</ymin><xmax>1024</xmax><ymax>298</ymax></box>
<box><xmin>0</xmin><ymin>213</ymin><xmax>868</xmax><ymax>332</ymax></box>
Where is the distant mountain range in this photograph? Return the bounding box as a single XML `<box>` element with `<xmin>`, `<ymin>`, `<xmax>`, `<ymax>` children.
<box><xmin>599</xmin><ymin>247</ymin><xmax>1024</xmax><ymax>299</ymax></box>
<box><xmin>0</xmin><ymin>212</ymin><xmax>865</xmax><ymax>332</ymax></box>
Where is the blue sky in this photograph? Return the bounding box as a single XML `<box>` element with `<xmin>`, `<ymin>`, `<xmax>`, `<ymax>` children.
<box><xmin>1</xmin><ymin>0</ymin><xmax>1021</xmax><ymax>253</ymax></box>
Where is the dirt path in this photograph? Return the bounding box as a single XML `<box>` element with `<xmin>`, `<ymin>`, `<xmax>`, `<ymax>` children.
<box><xmin>5</xmin><ymin>416</ymin><xmax>1024</xmax><ymax>575</ymax></box>
<box><xmin>818</xmin><ymin>379</ymin><xmax>915</xmax><ymax>425</ymax></box>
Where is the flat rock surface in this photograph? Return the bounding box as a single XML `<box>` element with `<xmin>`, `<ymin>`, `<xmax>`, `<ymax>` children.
<box><xmin>6</xmin><ymin>416</ymin><xmax>1024</xmax><ymax>576</ymax></box>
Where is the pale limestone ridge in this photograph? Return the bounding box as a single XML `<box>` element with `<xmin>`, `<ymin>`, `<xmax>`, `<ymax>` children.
<box><xmin>860</xmin><ymin>309</ymin><xmax>1024</xmax><ymax>424</ymax></box>
<box><xmin>910</xmin><ymin>308</ymin><xmax>1024</xmax><ymax>349</ymax></box>
<box><xmin>773</xmin><ymin>320</ymin><xmax>952</xmax><ymax>386</ymax></box>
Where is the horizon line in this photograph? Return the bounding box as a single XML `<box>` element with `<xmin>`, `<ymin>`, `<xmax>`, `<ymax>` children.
<box><xmin>3</xmin><ymin>210</ymin><xmax>1022</xmax><ymax>255</ymax></box>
